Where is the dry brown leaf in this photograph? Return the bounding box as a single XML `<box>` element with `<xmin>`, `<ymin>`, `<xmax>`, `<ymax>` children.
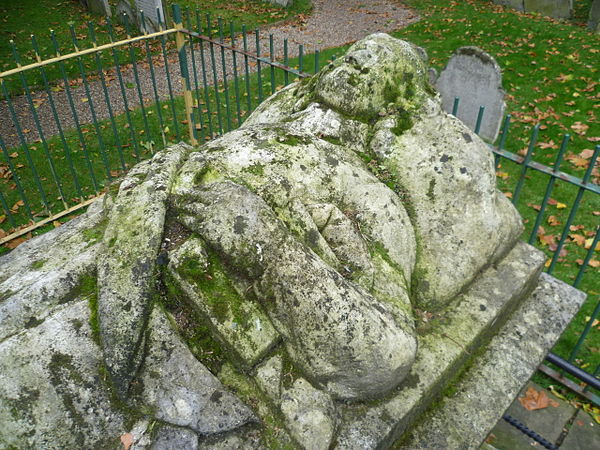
<box><xmin>547</xmin><ymin>216</ymin><xmax>561</xmax><ymax>226</ymax></box>
<box><xmin>570</xmin><ymin>234</ymin><xmax>586</xmax><ymax>246</ymax></box>
<box><xmin>120</xmin><ymin>433</ymin><xmax>134</xmax><ymax>450</ymax></box>
<box><xmin>519</xmin><ymin>387</ymin><xmax>559</xmax><ymax>411</ymax></box>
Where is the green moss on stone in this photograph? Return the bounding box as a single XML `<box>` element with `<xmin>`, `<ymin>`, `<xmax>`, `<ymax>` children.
<box><xmin>218</xmin><ymin>362</ymin><xmax>298</xmax><ymax>449</ymax></box>
<box><xmin>244</xmin><ymin>163</ymin><xmax>265</xmax><ymax>176</ymax></box>
<box><xmin>179</xmin><ymin>247</ymin><xmax>250</xmax><ymax>328</ymax></box>
<box><xmin>31</xmin><ymin>260</ymin><xmax>46</xmax><ymax>270</ymax></box>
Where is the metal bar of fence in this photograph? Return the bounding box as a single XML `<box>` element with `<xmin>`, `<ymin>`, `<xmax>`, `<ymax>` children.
<box><xmin>230</xmin><ymin>22</ymin><xmax>242</xmax><ymax>126</ymax></box>
<box><xmin>135</xmin><ymin>13</ymin><xmax>167</xmax><ymax>147</ymax></box>
<box><xmin>9</xmin><ymin>41</ymin><xmax>68</xmax><ymax>208</ymax></box>
<box><xmin>527</xmin><ymin>135</ymin><xmax>570</xmax><ymax>245</ymax></box>
<box><xmin>269</xmin><ymin>34</ymin><xmax>276</xmax><ymax>95</ymax></box>
<box><xmin>1</xmin><ymin>78</ymin><xmax>50</xmax><ymax>214</ymax></box>
<box><xmin>283</xmin><ymin>39</ymin><xmax>289</xmax><ymax>86</ymax></box>
<box><xmin>78</xmin><ymin>23</ymin><xmax>127</xmax><ymax>172</ymax></box>
<box><xmin>105</xmin><ymin>18</ymin><xmax>141</xmax><ymax>161</ymax></box>
<box><xmin>256</xmin><ymin>29</ymin><xmax>264</xmax><ymax>102</ymax></box>
<box><xmin>57</xmin><ymin>29</ymin><xmax>113</xmax><ymax>182</ymax></box>
<box><xmin>156</xmin><ymin>9</ymin><xmax>181</xmax><ymax>141</ymax></box>
<box><xmin>195</xmin><ymin>10</ymin><xmax>214</xmax><ymax>139</ymax></box>
<box><xmin>512</xmin><ymin>124</ymin><xmax>539</xmax><ymax>206</ymax></box>
<box><xmin>31</xmin><ymin>34</ymin><xmax>95</xmax><ymax>195</ymax></box>
<box><xmin>217</xmin><ymin>17</ymin><xmax>232</xmax><ymax>132</ymax></box>
<box><xmin>242</xmin><ymin>25</ymin><xmax>252</xmax><ymax>116</ymax></box>
<box><xmin>206</xmin><ymin>14</ymin><xmax>224</xmax><ymax>135</ymax></box>
<box><xmin>547</xmin><ymin>145</ymin><xmax>600</xmax><ymax>274</ymax></box>
<box><xmin>0</xmin><ymin>133</ymin><xmax>33</xmax><ymax>219</ymax></box>
<box><xmin>0</xmin><ymin>29</ymin><xmax>177</xmax><ymax>80</ymax></box>
<box><xmin>495</xmin><ymin>114</ymin><xmax>511</xmax><ymax>169</ymax></box>
<box><xmin>121</xmin><ymin>20</ymin><xmax>151</xmax><ymax>145</ymax></box>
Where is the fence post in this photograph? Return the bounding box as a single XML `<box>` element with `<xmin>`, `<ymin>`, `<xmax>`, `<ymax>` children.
<box><xmin>173</xmin><ymin>4</ymin><xmax>198</xmax><ymax>146</ymax></box>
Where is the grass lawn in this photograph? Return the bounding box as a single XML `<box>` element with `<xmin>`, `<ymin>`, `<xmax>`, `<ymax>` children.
<box><xmin>0</xmin><ymin>0</ymin><xmax>311</xmax><ymax>95</ymax></box>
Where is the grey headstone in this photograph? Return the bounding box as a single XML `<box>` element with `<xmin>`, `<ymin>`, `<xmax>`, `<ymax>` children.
<box><xmin>589</xmin><ymin>0</ymin><xmax>600</xmax><ymax>33</ymax></box>
<box><xmin>79</xmin><ymin>0</ymin><xmax>111</xmax><ymax>16</ymax></box>
<box><xmin>523</xmin><ymin>0</ymin><xmax>573</xmax><ymax>19</ymax></box>
<box><xmin>135</xmin><ymin>0</ymin><xmax>166</xmax><ymax>31</ymax></box>
<box><xmin>117</xmin><ymin>0</ymin><xmax>165</xmax><ymax>33</ymax></box>
<box><xmin>268</xmin><ymin>0</ymin><xmax>294</xmax><ymax>7</ymax></box>
<box><xmin>493</xmin><ymin>0</ymin><xmax>525</xmax><ymax>11</ymax></box>
<box><xmin>436</xmin><ymin>46</ymin><xmax>506</xmax><ymax>142</ymax></box>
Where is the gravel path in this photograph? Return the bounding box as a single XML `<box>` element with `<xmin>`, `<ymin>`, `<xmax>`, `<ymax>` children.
<box><xmin>0</xmin><ymin>0</ymin><xmax>419</xmax><ymax>147</ymax></box>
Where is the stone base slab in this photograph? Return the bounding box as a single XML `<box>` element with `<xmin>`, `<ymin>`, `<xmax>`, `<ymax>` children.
<box><xmin>397</xmin><ymin>273</ymin><xmax>586</xmax><ymax>448</ymax></box>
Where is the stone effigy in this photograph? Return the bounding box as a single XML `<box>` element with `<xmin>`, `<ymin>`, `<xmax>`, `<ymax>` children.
<box><xmin>0</xmin><ymin>34</ymin><xmax>586</xmax><ymax>449</ymax></box>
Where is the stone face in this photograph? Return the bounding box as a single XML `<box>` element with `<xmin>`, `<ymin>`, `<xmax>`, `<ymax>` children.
<box><xmin>98</xmin><ymin>143</ymin><xmax>191</xmax><ymax>398</ymax></box>
<box><xmin>435</xmin><ymin>46</ymin><xmax>506</xmax><ymax>142</ymax></box>
<box><xmin>524</xmin><ymin>0</ymin><xmax>572</xmax><ymax>19</ymax></box>
<box><xmin>140</xmin><ymin>307</ymin><xmax>256</xmax><ymax>435</ymax></box>
<box><xmin>590</xmin><ymin>0</ymin><xmax>600</xmax><ymax>33</ymax></box>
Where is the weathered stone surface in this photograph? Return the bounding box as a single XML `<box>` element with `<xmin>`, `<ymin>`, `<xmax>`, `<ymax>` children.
<box><xmin>374</xmin><ymin>98</ymin><xmax>523</xmax><ymax>310</ymax></box>
<box><xmin>398</xmin><ymin>273</ymin><xmax>586</xmax><ymax>448</ymax></box>
<box><xmin>590</xmin><ymin>0</ymin><xmax>600</xmax><ymax>33</ymax></box>
<box><xmin>116</xmin><ymin>0</ymin><xmax>165</xmax><ymax>32</ymax></box>
<box><xmin>151</xmin><ymin>424</ymin><xmax>199</xmax><ymax>450</ymax></box>
<box><xmin>560</xmin><ymin>409</ymin><xmax>600</xmax><ymax>449</ymax></box>
<box><xmin>140</xmin><ymin>306</ymin><xmax>256</xmax><ymax>435</ymax></box>
<box><xmin>334</xmin><ymin>241</ymin><xmax>545</xmax><ymax>448</ymax></box>
<box><xmin>98</xmin><ymin>143</ymin><xmax>191</xmax><ymax>398</ymax></box>
<box><xmin>0</xmin><ymin>300</ymin><xmax>125</xmax><ymax>448</ymax></box>
<box><xmin>0</xmin><ymin>199</ymin><xmax>105</xmax><ymax>342</ymax></box>
<box><xmin>167</xmin><ymin>237</ymin><xmax>280</xmax><ymax>368</ymax></box>
<box><xmin>0</xmin><ymin>33</ymin><xmax>588</xmax><ymax>449</ymax></box>
<box><xmin>280</xmin><ymin>378</ymin><xmax>337</xmax><ymax>450</ymax></box>
<box><xmin>436</xmin><ymin>46</ymin><xmax>506</xmax><ymax>142</ymax></box>
<box><xmin>174</xmin><ymin>179</ymin><xmax>417</xmax><ymax>401</ymax></box>
<box><xmin>255</xmin><ymin>355</ymin><xmax>283</xmax><ymax>402</ymax></box>
<box><xmin>79</xmin><ymin>0</ymin><xmax>110</xmax><ymax>16</ymax></box>
<box><xmin>524</xmin><ymin>0</ymin><xmax>572</xmax><ymax>19</ymax></box>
